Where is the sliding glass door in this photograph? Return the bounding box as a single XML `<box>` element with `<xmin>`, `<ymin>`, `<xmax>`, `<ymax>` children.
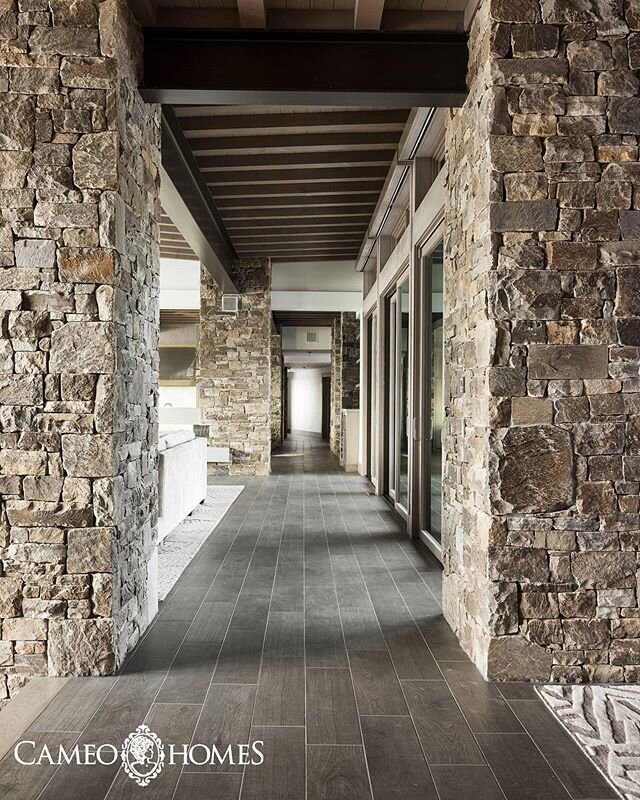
<box><xmin>385</xmin><ymin>272</ymin><xmax>411</xmax><ymax>518</ymax></box>
<box><xmin>420</xmin><ymin>241</ymin><xmax>444</xmax><ymax>550</ymax></box>
<box><xmin>366</xmin><ymin>312</ymin><xmax>379</xmax><ymax>487</ymax></box>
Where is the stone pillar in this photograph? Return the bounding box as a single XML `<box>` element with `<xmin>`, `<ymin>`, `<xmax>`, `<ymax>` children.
<box><xmin>0</xmin><ymin>0</ymin><xmax>161</xmax><ymax>703</ymax></box>
<box><xmin>330</xmin><ymin>312</ymin><xmax>360</xmax><ymax>457</ymax></box>
<box><xmin>444</xmin><ymin>0</ymin><xmax>640</xmax><ymax>682</ymax></box>
<box><xmin>199</xmin><ymin>259</ymin><xmax>272</xmax><ymax>476</ymax></box>
<box><xmin>271</xmin><ymin>325</ymin><xmax>283</xmax><ymax>449</ymax></box>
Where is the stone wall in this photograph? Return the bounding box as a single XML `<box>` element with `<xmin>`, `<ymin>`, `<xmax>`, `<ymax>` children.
<box><xmin>0</xmin><ymin>0</ymin><xmax>161</xmax><ymax>705</ymax></box>
<box><xmin>271</xmin><ymin>325</ymin><xmax>283</xmax><ymax>448</ymax></box>
<box><xmin>444</xmin><ymin>0</ymin><xmax>640</xmax><ymax>681</ymax></box>
<box><xmin>329</xmin><ymin>312</ymin><xmax>360</xmax><ymax>457</ymax></box>
<box><xmin>198</xmin><ymin>259</ymin><xmax>272</xmax><ymax>476</ymax></box>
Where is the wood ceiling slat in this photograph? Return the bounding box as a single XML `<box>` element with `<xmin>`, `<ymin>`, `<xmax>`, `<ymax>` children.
<box><xmin>196</xmin><ymin>150</ymin><xmax>396</xmax><ymax>169</ymax></box>
<box><xmin>271</xmin><ymin>255</ymin><xmax>358</xmax><ymax>263</ymax></box>
<box><xmin>217</xmin><ymin>194</ymin><xmax>377</xmax><ymax>208</ymax></box>
<box><xmin>225</xmin><ymin>217</ymin><xmax>370</xmax><ymax>230</ymax></box>
<box><xmin>177</xmin><ymin>109</ymin><xmax>408</xmax><ymax>132</ymax></box>
<box><xmin>220</xmin><ymin>205</ymin><xmax>374</xmax><ymax>219</ymax></box>
<box><xmin>209</xmin><ymin>180</ymin><xmax>384</xmax><ymax>197</ymax></box>
<box><xmin>233</xmin><ymin>230</ymin><xmax>364</xmax><ymax>240</ymax></box>
<box><xmin>205</xmin><ymin>165</ymin><xmax>389</xmax><ymax>183</ymax></box>
<box><xmin>187</xmin><ymin>131</ymin><xmax>402</xmax><ymax>153</ymax></box>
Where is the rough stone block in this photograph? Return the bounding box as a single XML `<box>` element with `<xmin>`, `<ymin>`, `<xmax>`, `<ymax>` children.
<box><xmin>572</xmin><ymin>551</ymin><xmax>636</xmax><ymax>588</ymax></box>
<box><xmin>489</xmin><ymin>135</ymin><xmax>543</xmax><ymax>171</ymax></box>
<box><xmin>493</xmin><ymin>425</ymin><xmax>574</xmax><ymax>513</ymax></box>
<box><xmin>67</xmin><ymin>528</ymin><xmax>113</xmax><ymax>573</ymax></box>
<box><xmin>609</xmin><ymin>97</ymin><xmax>640</xmax><ymax>134</ymax></box>
<box><xmin>563</xmin><ymin>619</ymin><xmax>610</xmax><ymax>649</ymax></box>
<box><xmin>47</xmin><ymin>619</ymin><xmax>114</xmax><ymax>676</ymax></box>
<box><xmin>5</xmin><ymin>501</ymin><xmax>93</xmax><ymax>528</ymax></box>
<box><xmin>547</xmin><ymin>241</ymin><xmax>597</xmax><ymax>269</ymax></box>
<box><xmin>0</xmin><ymin>375</ymin><xmax>43</xmax><ymax>405</ymax></box>
<box><xmin>2</xmin><ymin>619</ymin><xmax>47</xmax><ymax>641</ymax></box>
<box><xmin>72</xmin><ymin>133</ymin><xmax>118</xmax><ymax>190</ymax></box>
<box><xmin>493</xmin><ymin>269</ymin><xmax>562</xmax><ymax>320</ymax></box>
<box><xmin>492</xmin><ymin>57</ymin><xmax>568</xmax><ymax>85</ymax></box>
<box><xmin>511</xmin><ymin>396</ymin><xmax>553</xmax><ymax>424</ymax></box>
<box><xmin>528</xmin><ymin>345</ymin><xmax>608</xmax><ymax>379</ymax></box>
<box><xmin>511</xmin><ymin>24</ymin><xmax>559</xmax><ymax>57</ymax></box>
<box><xmin>615</xmin><ymin>266</ymin><xmax>640</xmax><ymax>316</ymax></box>
<box><xmin>487</xmin><ymin>635</ymin><xmax>552</xmax><ymax>681</ymax></box>
<box><xmin>0</xmin><ymin>577</ymin><xmax>22</xmax><ymax>617</ymax></box>
<box><xmin>61</xmin><ymin>434</ymin><xmax>114</xmax><ymax>477</ymax></box>
<box><xmin>58</xmin><ymin>248</ymin><xmax>114</xmax><ymax>283</ymax></box>
<box><xmin>489</xmin><ymin>200</ymin><xmax>558</xmax><ymax>232</ymax></box>
<box><xmin>50</xmin><ymin>322</ymin><xmax>115</xmax><ymax>374</ymax></box>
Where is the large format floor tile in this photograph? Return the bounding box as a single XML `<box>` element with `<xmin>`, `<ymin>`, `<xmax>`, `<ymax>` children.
<box><xmin>0</xmin><ymin>433</ymin><xmax>618</xmax><ymax>800</ymax></box>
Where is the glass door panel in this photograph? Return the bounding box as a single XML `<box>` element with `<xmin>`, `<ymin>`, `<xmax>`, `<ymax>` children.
<box><xmin>397</xmin><ymin>278</ymin><xmax>410</xmax><ymax>512</ymax></box>
<box><xmin>387</xmin><ymin>294</ymin><xmax>397</xmax><ymax>500</ymax></box>
<box><xmin>422</xmin><ymin>242</ymin><xmax>444</xmax><ymax>546</ymax></box>
<box><xmin>368</xmin><ymin>313</ymin><xmax>378</xmax><ymax>486</ymax></box>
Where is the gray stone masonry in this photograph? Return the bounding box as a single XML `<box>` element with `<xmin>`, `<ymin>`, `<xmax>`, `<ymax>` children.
<box><xmin>444</xmin><ymin>0</ymin><xmax>640</xmax><ymax>682</ymax></box>
<box><xmin>0</xmin><ymin>0</ymin><xmax>161</xmax><ymax>705</ymax></box>
<box><xmin>330</xmin><ymin>312</ymin><xmax>360</xmax><ymax>458</ymax></box>
<box><xmin>198</xmin><ymin>259</ymin><xmax>272</xmax><ymax>476</ymax></box>
<box><xmin>271</xmin><ymin>325</ymin><xmax>283</xmax><ymax>448</ymax></box>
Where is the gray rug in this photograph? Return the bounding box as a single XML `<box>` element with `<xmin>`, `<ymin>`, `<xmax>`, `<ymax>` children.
<box><xmin>538</xmin><ymin>684</ymin><xmax>640</xmax><ymax>799</ymax></box>
<box><xmin>157</xmin><ymin>485</ymin><xmax>244</xmax><ymax>601</ymax></box>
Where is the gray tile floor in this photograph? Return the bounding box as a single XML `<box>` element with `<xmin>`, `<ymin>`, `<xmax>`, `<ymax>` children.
<box><xmin>0</xmin><ymin>433</ymin><xmax>620</xmax><ymax>800</ymax></box>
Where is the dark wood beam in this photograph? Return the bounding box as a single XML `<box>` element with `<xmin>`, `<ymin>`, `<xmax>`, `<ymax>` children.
<box><xmin>232</xmin><ymin>229</ymin><xmax>366</xmax><ymax>239</ymax></box>
<box><xmin>160</xmin><ymin>109</ymin><xmax>238</xmax><ymax>293</ymax></box>
<box><xmin>237</xmin><ymin>0</ymin><xmax>266</xmax><ymax>29</ymax></box>
<box><xmin>196</xmin><ymin>150</ymin><xmax>396</xmax><ymax>171</ymax></box>
<box><xmin>176</xmin><ymin>109</ymin><xmax>408</xmax><ymax>133</ymax></box>
<box><xmin>221</xmin><ymin>205</ymin><xmax>374</xmax><ymax>219</ymax></box>
<box><xmin>354</xmin><ymin>0</ymin><xmax>385</xmax><ymax>30</ymax></box>
<box><xmin>202</xmin><ymin>165</ymin><xmax>389</xmax><ymax>184</ymax></box>
<box><xmin>186</xmin><ymin>131</ymin><xmax>403</xmax><ymax>153</ymax></box>
<box><xmin>216</xmin><ymin>195</ymin><xmax>378</xmax><ymax>209</ymax></box>
<box><xmin>273</xmin><ymin>311</ymin><xmax>339</xmax><ymax>329</ymax></box>
<box><xmin>155</xmin><ymin>7</ymin><xmax>465</xmax><ymax>33</ymax></box>
<box><xmin>209</xmin><ymin>181</ymin><xmax>384</xmax><ymax>197</ymax></box>
<box><xmin>225</xmin><ymin>216</ymin><xmax>371</xmax><ymax>229</ymax></box>
<box><xmin>142</xmin><ymin>30</ymin><xmax>468</xmax><ymax>107</ymax></box>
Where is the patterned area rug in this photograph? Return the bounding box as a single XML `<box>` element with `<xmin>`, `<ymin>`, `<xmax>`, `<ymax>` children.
<box><xmin>157</xmin><ymin>485</ymin><xmax>244</xmax><ymax>601</ymax></box>
<box><xmin>538</xmin><ymin>684</ymin><xmax>640</xmax><ymax>799</ymax></box>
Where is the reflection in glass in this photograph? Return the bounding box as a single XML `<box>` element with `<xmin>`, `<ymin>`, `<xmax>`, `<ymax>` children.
<box><xmin>388</xmin><ymin>296</ymin><xmax>397</xmax><ymax>497</ymax></box>
<box><xmin>428</xmin><ymin>244</ymin><xmax>444</xmax><ymax>541</ymax></box>
<box><xmin>397</xmin><ymin>278</ymin><xmax>410</xmax><ymax>511</ymax></box>
<box><xmin>370</xmin><ymin>314</ymin><xmax>378</xmax><ymax>484</ymax></box>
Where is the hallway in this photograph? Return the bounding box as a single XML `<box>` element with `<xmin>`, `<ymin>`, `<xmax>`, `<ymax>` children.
<box><xmin>0</xmin><ymin>436</ymin><xmax>617</xmax><ymax>800</ymax></box>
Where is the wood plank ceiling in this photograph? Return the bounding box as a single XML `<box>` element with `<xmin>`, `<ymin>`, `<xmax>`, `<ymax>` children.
<box><xmin>169</xmin><ymin>105</ymin><xmax>411</xmax><ymax>263</ymax></box>
<box><xmin>159</xmin><ymin>212</ymin><xmax>199</xmax><ymax>261</ymax></box>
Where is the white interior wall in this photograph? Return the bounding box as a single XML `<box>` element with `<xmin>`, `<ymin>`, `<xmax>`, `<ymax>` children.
<box><xmin>288</xmin><ymin>368</ymin><xmax>324</xmax><ymax>434</ymax></box>
<box><xmin>281</xmin><ymin>326</ymin><xmax>332</xmax><ymax>350</ymax></box>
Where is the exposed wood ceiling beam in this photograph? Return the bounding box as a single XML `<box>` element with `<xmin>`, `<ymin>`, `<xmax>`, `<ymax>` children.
<box><xmin>154</xmin><ymin>8</ymin><xmax>465</xmax><ymax>33</ymax></box>
<box><xmin>186</xmin><ymin>131</ymin><xmax>404</xmax><ymax>154</ymax></box>
<box><xmin>202</xmin><ymin>166</ymin><xmax>389</xmax><ymax>184</ymax></box>
<box><xmin>176</xmin><ymin>110</ymin><xmax>408</xmax><ymax>133</ymax></box>
<box><xmin>237</xmin><ymin>0</ymin><xmax>266</xmax><ymax>29</ymax></box>
<box><xmin>220</xmin><ymin>205</ymin><xmax>374</xmax><ymax>219</ymax></box>
<box><xmin>160</xmin><ymin>109</ymin><xmax>237</xmax><ymax>293</ymax></box>
<box><xmin>216</xmin><ymin>195</ymin><xmax>378</xmax><ymax>209</ymax></box>
<box><xmin>209</xmin><ymin>181</ymin><xmax>384</xmax><ymax>198</ymax></box>
<box><xmin>196</xmin><ymin>150</ymin><xmax>396</xmax><ymax>170</ymax></box>
<box><xmin>225</xmin><ymin>222</ymin><xmax>369</xmax><ymax>234</ymax></box>
<box><xmin>232</xmin><ymin>229</ymin><xmax>366</xmax><ymax>240</ymax></box>
<box><xmin>142</xmin><ymin>30</ymin><xmax>469</xmax><ymax>107</ymax></box>
<box><xmin>354</xmin><ymin>0</ymin><xmax>385</xmax><ymax>30</ymax></box>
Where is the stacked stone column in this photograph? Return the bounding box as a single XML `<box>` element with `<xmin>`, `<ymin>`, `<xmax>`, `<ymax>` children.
<box><xmin>271</xmin><ymin>325</ymin><xmax>283</xmax><ymax>449</ymax></box>
<box><xmin>330</xmin><ymin>312</ymin><xmax>360</xmax><ymax>458</ymax></box>
<box><xmin>198</xmin><ymin>259</ymin><xmax>272</xmax><ymax>476</ymax></box>
<box><xmin>0</xmin><ymin>0</ymin><xmax>160</xmax><ymax>703</ymax></box>
<box><xmin>444</xmin><ymin>0</ymin><xmax>640</xmax><ymax>681</ymax></box>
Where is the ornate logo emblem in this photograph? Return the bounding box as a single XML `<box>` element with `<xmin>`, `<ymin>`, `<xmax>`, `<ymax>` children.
<box><xmin>121</xmin><ymin>725</ymin><xmax>165</xmax><ymax>786</ymax></box>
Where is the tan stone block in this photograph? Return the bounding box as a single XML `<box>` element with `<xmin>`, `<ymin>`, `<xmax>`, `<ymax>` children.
<box><xmin>58</xmin><ymin>247</ymin><xmax>114</xmax><ymax>283</ymax></box>
<box><xmin>22</xmin><ymin>476</ymin><xmax>63</xmax><ymax>502</ymax></box>
<box><xmin>47</xmin><ymin>619</ymin><xmax>114</xmax><ymax>676</ymax></box>
<box><xmin>2</xmin><ymin>618</ymin><xmax>47</xmax><ymax>641</ymax></box>
<box><xmin>67</xmin><ymin>527</ymin><xmax>113</xmax><ymax>573</ymax></box>
<box><xmin>511</xmin><ymin>396</ymin><xmax>553</xmax><ymax>424</ymax></box>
